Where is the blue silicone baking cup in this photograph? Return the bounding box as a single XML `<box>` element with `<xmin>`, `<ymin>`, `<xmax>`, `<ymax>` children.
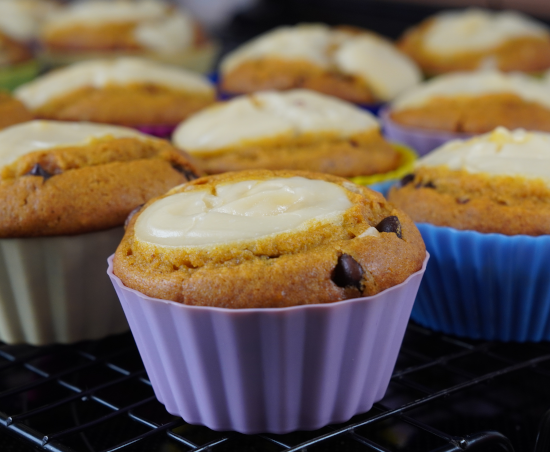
<box><xmin>411</xmin><ymin>223</ymin><xmax>550</xmax><ymax>342</ymax></box>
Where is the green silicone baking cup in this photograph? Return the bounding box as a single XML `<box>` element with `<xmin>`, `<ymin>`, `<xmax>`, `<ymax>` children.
<box><xmin>349</xmin><ymin>142</ymin><xmax>417</xmax><ymax>187</ymax></box>
<box><xmin>0</xmin><ymin>60</ymin><xmax>40</xmax><ymax>91</ymax></box>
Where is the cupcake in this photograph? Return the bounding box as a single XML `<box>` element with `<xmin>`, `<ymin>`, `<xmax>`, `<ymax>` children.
<box><xmin>14</xmin><ymin>57</ymin><xmax>216</xmax><ymax>138</ymax></box>
<box><xmin>398</xmin><ymin>8</ymin><xmax>550</xmax><ymax>76</ymax></box>
<box><xmin>109</xmin><ymin>169</ymin><xmax>427</xmax><ymax>432</ymax></box>
<box><xmin>0</xmin><ymin>0</ymin><xmax>55</xmax><ymax>90</ymax></box>
<box><xmin>38</xmin><ymin>0</ymin><xmax>217</xmax><ymax>72</ymax></box>
<box><xmin>219</xmin><ymin>23</ymin><xmax>421</xmax><ymax>109</ymax></box>
<box><xmin>172</xmin><ymin>89</ymin><xmax>416</xmax><ymax>187</ymax></box>
<box><xmin>382</xmin><ymin>70</ymin><xmax>550</xmax><ymax>155</ymax></box>
<box><xmin>0</xmin><ymin>92</ymin><xmax>32</xmax><ymax>130</ymax></box>
<box><xmin>388</xmin><ymin>127</ymin><xmax>550</xmax><ymax>341</ymax></box>
<box><xmin>0</xmin><ymin>120</ymin><xmax>200</xmax><ymax>345</ymax></box>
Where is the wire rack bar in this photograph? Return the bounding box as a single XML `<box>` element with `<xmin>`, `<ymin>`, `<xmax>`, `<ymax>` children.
<box><xmin>282</xmin><ymin>353</ymin><xmax>550</xmax><ymax>452</ymax></box>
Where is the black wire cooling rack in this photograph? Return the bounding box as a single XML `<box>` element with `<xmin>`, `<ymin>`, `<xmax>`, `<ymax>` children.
<box><xmin>0</xmin><ymin>322</ymin><xmax>549</xmax><ymax>452</ymax></box>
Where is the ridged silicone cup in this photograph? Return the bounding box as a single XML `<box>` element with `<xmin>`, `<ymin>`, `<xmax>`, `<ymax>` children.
<box><xmin>0</xmin><ymin>59</ymin><xmax>40</xmax><ymax>91</ymax></box>
<box><xmin>107</xmin><ymin>254</ymin><xmax>428</xmax><ymax>434</ymax></box>
<box><xmin>380</xmin><ymin>107</ymin><xmax>473</xmax><ymax>156</ymax></box>
<box><xmin>412</xmin><ymin>224</ymin><xmax>550</xmax><ymax>342</ymax></box>
<box><xmin>0</xmin><ymin>228</ymin><xmax>128</xmax><ymax>345</ymax></box>
<box><xmin>135</xmin><ymin>124</ymin><xmax>177</xmax><ymax>139</ymax></box>
<box><xmin>350</xmin><ymin>142</ymin><xmax>416</xmax><ymax>193</ymax></box>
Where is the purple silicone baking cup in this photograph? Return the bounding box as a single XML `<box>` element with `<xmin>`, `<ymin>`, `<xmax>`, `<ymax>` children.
<box><xmin>380</xmin><ymin>107</ymin><xmax>473</xmax><ymax>156</ymax></box>
<box><xmin>135</xmin><ymin>124</ymin><xmax>177</xmax><ymax>139</ymax></box>
<box><xmin>412</xmin><ymin>223</ymin><xmax>550</xmax><ymax>342</ymax></box>
<box><xmin>107</xmin><ymin>253</ymin><xmax>428</xmax><ymax>434</ymax></box>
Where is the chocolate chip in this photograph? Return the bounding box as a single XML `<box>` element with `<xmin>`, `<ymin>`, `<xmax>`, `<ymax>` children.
<box><xmin>399</xmin><ymin>173</ymin><xmax>414</xmax><ymax>187</ymax></box>
<box><xmin>172</xmin><ymin>164</ymin><xmax>199</xmax><ymax>181</ymax></box>
<box><xmin>26</xmin><ymin>163</ymin><xmax>53</xmax><ymax>180</ymax></box>
<box><xmin>415</xmin><ymin>181</ymin><xmax>436</xmax><ymax>189</ymax></box>
<box><xmin>376</xmin><ymin>216</ymin><xmax>402</xmax><ymax>239</ymax></box>
<box><xmin>457</xmin><ymin>197</ymin><xmax>470</xmax><ymax>204</ymax></box>
<box><xmin>331</xmin><ymin>254</ymin><xmax>364</xmax><ymax>290</ymax></box>
<box><xmin>124</xmin><ymin>204</ymin><xmax>144</xmax><ymax>229</ymax></box>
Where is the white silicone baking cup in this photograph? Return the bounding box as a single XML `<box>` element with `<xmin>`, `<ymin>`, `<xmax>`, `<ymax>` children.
<box><xmin>0</xmin><ymin>228</ymin><xmax>129</xmax><ymax>345</ymax></box>
<box><xmin>108</xmin><ymin>253</ymin><xmax>428</xmax><ymax>434</ymax></box>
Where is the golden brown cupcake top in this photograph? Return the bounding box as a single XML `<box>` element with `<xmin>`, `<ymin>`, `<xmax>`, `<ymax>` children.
<box><xmin>220</xmin><ymin>23</ymin><xmax>421</xmax><ymax>103</ymax></box>
<box><xmin>389</xmin><ymin>70</ymin><xmax>550</xmax><ymax>133</ymax></box>
<box><xmin>14</xmin><ymin>58</ymin><xmax>215</xmax><ymax>126</ymax></box>
<box><xmin>0</xmin><ymin>120</ymin><xmax>200</xmax><ymax>237</ymax></box>
<box><xmin>40</xmin><ymin>0</ymin><xmax>201</xmax><ymax>55</ymax></box>
<box><xmin>114</xmin><ymin>170</ymin><xmax>426</xmax><ymax>308</ymax></box>
<box><xmin>388</xmin><ymin>127</ymin><xmax>550</xmax><ymax>235</ymax></box>
<box><xmin>172</xmin><ymin>89</ymin><xmax>404</xmax><ymax>177</ymax></box>
<box><xmin>398</xmin><ymin>8</ymin><xmax>550</xmax><ymax>75</ymax></box>
<box><xmin>0</xmin><ymin>92</ymin><xmax>33</xmax><ymax>130</ymax></box>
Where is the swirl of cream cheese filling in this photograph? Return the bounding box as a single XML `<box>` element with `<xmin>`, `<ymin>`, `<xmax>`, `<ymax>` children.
<box><xmin>134</xmin><ymin>177</ymin><xmax>365</xmax><ymax>248</ymax></box>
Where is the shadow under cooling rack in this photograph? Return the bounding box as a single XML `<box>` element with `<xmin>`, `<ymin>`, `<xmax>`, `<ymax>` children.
<box><xmin>0</xmin><ymin>323</ymin><xmax>549</xmax><ymax>452</ymax></box>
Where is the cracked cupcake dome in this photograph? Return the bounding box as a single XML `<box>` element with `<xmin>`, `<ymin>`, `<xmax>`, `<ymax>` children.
<box><xmin>0</xmin><ymin>120</ymin><xmax>201</xmax><ymax>237</ymax></box>
<box><xmin>398</xmin><ymin>8</ymin><xmax>550</xmax><ymax>75</ymax></box>
<box><xmin>14</xmin><ymin>57</ymin><xmax>215</xmax><ymax>128</ymax></box>
<box><xmin>388</xmin><ymin>127</ymin><xmax>550</xmax><ymax>236</ymax></box>
<box><xmin>388</xmin><ymin>70</ymin><xmax>550</xmax><ymax>134</ymax></box>
<box><xmin>114</xmin><ymin>170</ymin><xmax>426</xmax><ymax>308</ymax></box>
<box><xmin>172</xmin><ymin>89</ymin><xmax>406</xmax><ymax>178</ymax></box>
<box><xmin>219</xmin><ymin>23</ymin><xmax>421</xmax><ymax>104</ymax></box>
<box><xmin>39</xmin><ymin>0</ymin><xmax>205</xmax><ymax>57</ymax></box>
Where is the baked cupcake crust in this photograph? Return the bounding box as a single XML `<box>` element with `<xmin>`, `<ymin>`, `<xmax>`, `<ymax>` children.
<box><xmin>390</xmin><ymin>93</ymin><xmax>550</xmax><ymax>134</ymax></box>
<box><xmin>0</xmin><ymin>93</ymin><xmax>33</xmax><ymax>130</ymax></box>
<box><xmin>399</xmin><ymin>17</ymin><xmax>550</xmax><ymax>75</ymax></box>
<box><xmin>187</xmin><ymin>129</ymin><xmax>404</xmax><ymax>178</ymax></box>
<box><xmin>14</xmin><ymin>58</ymin><xmax>216</xmax><ymax>126</ymax></box>
<box><xmin>173</xmin><ymin>90</ymin><xmax>406</xmax><ymax>178</ymax></box>
<box><xmin>114</xmin><ymin>170</ymin><xmax>426</xmax><ymax>308</ymax></box>
<box><xmin>31</xmin><ymin>84</ymin><xmax>214</xmax><ymax>126</ymax></box>
<box><xmin>221</xmin><ymin>58</ymin><xmax>376</xmax><ymax>104</ymax></box>
<box><xmin>0</xmin><ymin>131</ymin><xmax>201</xmax><ymax>237</ymax></box>
<box><xmin>0</xmin><ymin>31</ymin><xmax>32</xmax><ymax>66</ymax></box>
<box><xmin>219</xmin><ymin>24</ymin><xmax>420</xmax><ymax>103</ymax></box>
<box><xmin>389</xmin><ymin>166</ymin><xmax>550</xmax><ymax>236</ymax></box>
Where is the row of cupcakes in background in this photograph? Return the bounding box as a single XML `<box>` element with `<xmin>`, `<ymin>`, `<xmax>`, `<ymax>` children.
<box><xmin>3</xmin><ymin>2</ymin><xmax>550</xmax><ymax>92</ymax></box>
<box><xmin>4</xmin><ymin>53</ymin><xmax>550</xmax><ymax>179</ymax></box>
<box><xmin>0</xmin><ymin>0</ymin><xmax>217</xmax><ymax>90</ymax></box>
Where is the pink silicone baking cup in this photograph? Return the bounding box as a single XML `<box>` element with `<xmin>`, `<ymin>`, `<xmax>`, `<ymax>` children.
<box><xmin>135</xmin><ymin>124</ymin><xmax>178</xmax><ymax>139</ymax></box>
<box><xmin>107</xmin><ymin>253</ymin><xmax>428</xmax><ymax>434</ymax></box>
<box><xmin>380</xmin><ymin>107</ymin><xmax>473</xmax><ymax>156</ymax></box>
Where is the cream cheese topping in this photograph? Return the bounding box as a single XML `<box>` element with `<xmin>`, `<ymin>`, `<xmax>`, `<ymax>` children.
<box><xmin>391</xmin><ymin>70</ymin><xmax>550</xmax><ymax>111</ymax></box>
<box><xmin>335</xmin><ymin>35</ymin><xmax>422</xmax><ymax>101</ymax></box>
<box><xmin>134</xmin><ymin>177</ymin><xmax>354</xmax><ymax>247</ymax></box>
<box><xmin>0</xmin><ymin>120</ymin><xmax>148</xmax><ymax>169</ymax></box>
<box><xmin>220</xmin><ymin>24</ymin><xmax>421</xmax><ymax>101</ymax></box>
<box><xmin>14</xmin><ymin>58</ymin><xmax>214</xmax><ymax>110</ymax></box>
<box><xmin>173</xmin><ymin>89</ymin><xmax>379</xmax><ymax>153</ymax></box>
<box><xmin>133</xmin><ymin>12</ymin><xmax>194</xmax><ymax>55</ymax></box>
<box><xmin>418</xmin><ymin>127</ymin><xmax>550</xmax><ymax>183</ymax></box>
<box><xmin>42</xmin><ymin>0</ymin><xmax>196</xmax><ymax>54</ymax></box>
<box><xmin>422</xmin><ymin>8</ymin><xmax>549</xmax><ymax>56</ymax></box>
<box><xmin>0</xmin><ymin>0</ymin><xmax>58</xmax><ymax>41</ymax></box>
